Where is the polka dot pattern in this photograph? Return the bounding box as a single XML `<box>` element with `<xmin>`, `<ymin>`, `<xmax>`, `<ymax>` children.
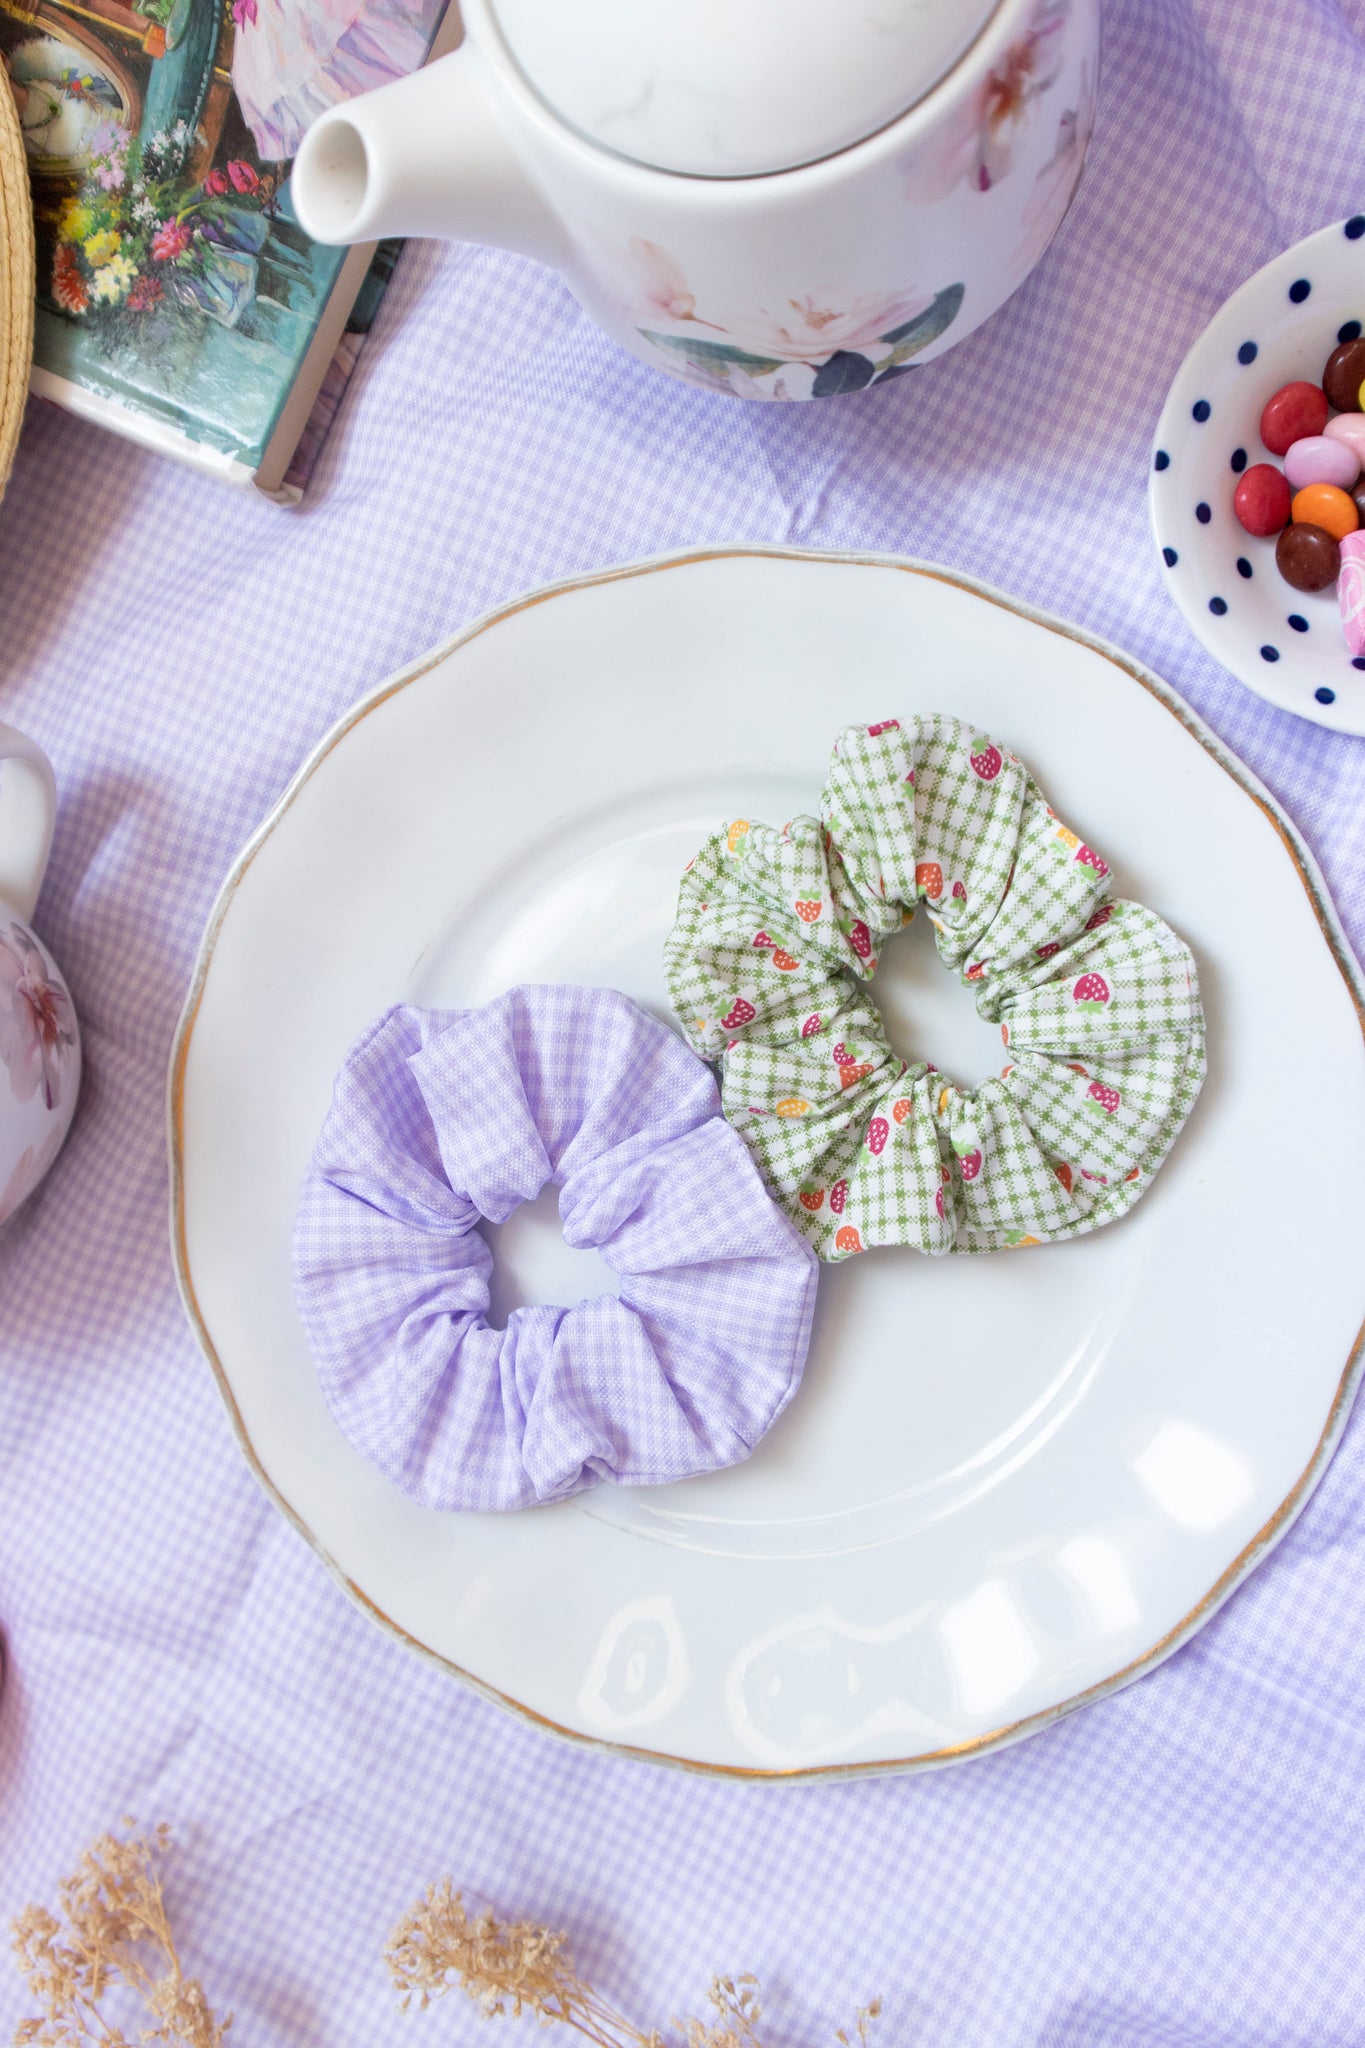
<box><xmin>1151</xmin><ymin>218</ymin><xmax>1365</xmax><ymax>727</ymax></box>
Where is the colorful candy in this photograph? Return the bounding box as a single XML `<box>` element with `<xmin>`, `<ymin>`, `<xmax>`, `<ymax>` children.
<box><xmin>1260</xmin><ymin>380</ymin><xmax>1329</xmax><ymax>455</ymax></box>
<box><xmin>1339</xmin><ymin>531</ymin><xmax>1365</xmax><ymax>653</ymax></box>
<box><xmin>1233</xmin><ymin>462</ymin><xmax>1291</xmax><ymax>536</ymax></box>
<box><xmin>1322</xmin><ymin>338</ymin><xmax>1365</xmax><ymax>412</ymax></box>
<box><xmin>1222</xmin><ymin>332</ymin><xmax>1365</xmax><ymax>645</ymax></box>
<box><xmin>1276</xmin><ymin>522</ymin><xmax>1340</xmax><ymax>592</ymax></box>
<box><xmin>1325</xmin><ymin>413</ymin><xmax>1365</xmax><ymax>461</ymax></box>
<box><xmin>1291</xmin><ymin>482</ymin><xmax>1358</xmax><ymax>540</ymax></box>
<box><xmin>1283</xmin><ymin>434</ymin><xmax>1359</xmax><ymax>491</ymax></box>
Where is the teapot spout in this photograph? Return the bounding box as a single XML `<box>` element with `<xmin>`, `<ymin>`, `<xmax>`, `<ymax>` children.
<box><xmin>291</xmin><ymin>48</ymin><xmax>561</xmax><ymax>261</ymax></box>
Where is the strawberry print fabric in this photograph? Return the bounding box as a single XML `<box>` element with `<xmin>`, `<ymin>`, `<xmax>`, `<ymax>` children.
<box><xmin>292</xmin><ymin>984</ymin><xmax>818</xmax><ymax>1509</ymax></box>
<box><xmin>665</xmin><ymin>718</ymin><xmax>1206</xmax><ymax>1261</ymax></box>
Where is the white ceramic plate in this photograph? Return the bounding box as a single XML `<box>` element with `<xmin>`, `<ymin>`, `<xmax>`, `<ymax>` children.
<box><xmin>171</xmin><ymin>548</ymin><xmax>1365</xmax><ymax>1780</ymax></box>
<box><xmin>1150</xmin><ymin>215</ymin><xmax>1365</xmax><ymax>735</ymax></box>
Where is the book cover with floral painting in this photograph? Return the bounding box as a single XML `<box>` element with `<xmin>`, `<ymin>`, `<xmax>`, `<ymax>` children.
<box><xmin>0</xmin><ymin>0</ymin><xmax>448</xmax><ymax>493</ymax></box>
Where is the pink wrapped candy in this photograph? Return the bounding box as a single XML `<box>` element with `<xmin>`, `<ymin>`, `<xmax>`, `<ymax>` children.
<box><xmin>1283</xmin><ymin>434</ymin><xmax>1359</xmax><ymax>492</ymax></box>
<box><xmin>1338</xmin><ymin>529</ymin><xmax>1365</xmax><ymax>655</ymax></box>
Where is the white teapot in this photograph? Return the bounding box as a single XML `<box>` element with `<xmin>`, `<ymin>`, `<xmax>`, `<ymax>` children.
<box><xmin>0</xmin><ymin>727</ymin><xmax>80</xmax><ymax>1230</ymax></box>
<box><xmin>292</xmin><ymin>0</ymin><xmax>1098</xmax><ymax>401</ymax></box>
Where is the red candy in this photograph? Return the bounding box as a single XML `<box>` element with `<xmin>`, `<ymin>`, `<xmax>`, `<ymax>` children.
<box><xmin>1260</xmin><ymin>380</ymin><xmax>1330</xmax><ymax>456</ymax></box>
<box><xmin>1233</xmin><ymin>462</ymin><xmax>1291</xmax><ymax>536</ymax></box>
<box><xmin>1219</xmin><ymin>339</ymin><xmax>1365</xmax><ymax>642</ymax></box>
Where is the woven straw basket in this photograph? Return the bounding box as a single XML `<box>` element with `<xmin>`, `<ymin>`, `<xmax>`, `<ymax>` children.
<box><xmin>0</xmin><ymin>72</ymin><xmax>33</xmax><ymax>497</ymax></box>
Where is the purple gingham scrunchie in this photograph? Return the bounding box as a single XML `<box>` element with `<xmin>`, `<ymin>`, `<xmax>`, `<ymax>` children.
<box><xmin>293</xmin><ymin>985</ymin><xmax>819</xmax><ymax>1511</ymax></box>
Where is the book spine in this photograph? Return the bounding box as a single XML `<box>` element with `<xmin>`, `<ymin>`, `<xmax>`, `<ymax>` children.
<box><xmin>28</xmin><ymin>365</ymin><xmax>262</xmax><ymax>486</ymax></box>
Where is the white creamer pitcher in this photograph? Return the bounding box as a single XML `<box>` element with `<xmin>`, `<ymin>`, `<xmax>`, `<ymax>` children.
<box><xmin>291</xmin><ymin>0</ymin><xmax>1098</xmax><ymax>400</ymax></box>
<box><xmin>0</xmin><ymin>727</ymin><xmax>79</xmax><ymax>1229</ymax></box>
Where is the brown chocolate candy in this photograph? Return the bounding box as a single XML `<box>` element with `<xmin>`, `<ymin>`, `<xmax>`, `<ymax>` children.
<box><xmin>1276</xmin><ymin>520</ymin><xmax>1340</xmax><ymax>592</ymax></box>
<box><xmin>1351</xmin><ymin>479</ymin><xmax>1365</xmax><ymax>526</ymax></box>
<box><xmin>1323</xmin><ymin>337</ymin><xmax>1365</xmax><ymax>412</ymax></box>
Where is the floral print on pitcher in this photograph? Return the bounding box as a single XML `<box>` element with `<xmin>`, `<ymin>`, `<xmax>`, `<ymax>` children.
<box><xmin>0</xmin><ymin>921</ymin><xmax>78</xmax><ymax>1111</ymax></box>
<box><xmin>0</xmin><ymin>1124</ymin><xmax>66</xmax><ymax>1229</ymax></box>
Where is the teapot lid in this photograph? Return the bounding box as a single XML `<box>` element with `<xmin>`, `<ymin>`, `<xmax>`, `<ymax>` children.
<box><xmin>486</xmin><ymin>0</ymin><xmax>1005</xmax><ymax>177</ymax></box>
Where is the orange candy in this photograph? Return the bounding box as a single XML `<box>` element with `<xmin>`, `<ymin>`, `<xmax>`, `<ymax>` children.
<box><xmin>1291</xmin><ymin>482</ymin><xmax>1359</xmax><ymax>540</ymax></box>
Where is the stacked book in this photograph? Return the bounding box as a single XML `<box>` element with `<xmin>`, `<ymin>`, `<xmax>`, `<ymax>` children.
<box><xmin>1</xmin><ymin>0</ymin><xmax>457</xmax><ymax>495</ymax></box>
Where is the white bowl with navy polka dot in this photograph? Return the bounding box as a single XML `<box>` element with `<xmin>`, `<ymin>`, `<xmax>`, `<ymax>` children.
<box><xmin>1150</xmin><ymin>215</ymin><xmax>1365</xmax><ymax>736</ymax></box>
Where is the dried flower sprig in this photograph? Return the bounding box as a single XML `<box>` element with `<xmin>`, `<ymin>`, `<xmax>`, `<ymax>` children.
<box><xmin>385</xmin><ymin>1881</ymin><xmax>879</xmax><ymax>2048</ymax></box>
<box><xmin>10</xmin><ymin>1822</ymin><xmax>231</xmax><ymax>2048</ymax></box>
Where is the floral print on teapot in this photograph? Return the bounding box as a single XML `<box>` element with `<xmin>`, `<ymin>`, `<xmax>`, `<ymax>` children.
<box><xmin>607</xmin><ymin>0</ymin><xmax>1096</xmax><ymax>401</ymax></box>
<box><xmin>631</xmin><ymin>249</ymin><xmax>965</xmax><ymax>399</ymax></box>
<box><xmin>901</xmin><ymin>0</ymin><xmax>1071</xmax><ymax>200</ymax></box>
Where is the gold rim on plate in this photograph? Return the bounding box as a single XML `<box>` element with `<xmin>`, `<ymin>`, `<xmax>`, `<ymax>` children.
<box><xmin>168</xmin><ymin>547</ymin><xmax>1365</xmax><ymax>1781</ymax></box>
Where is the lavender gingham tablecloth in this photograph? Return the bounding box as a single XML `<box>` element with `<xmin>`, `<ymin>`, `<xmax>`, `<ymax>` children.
<box><xmin>4</xmin><ymin>2</ymin><xmax>1365</xmax><ymax>2040</ymax></box>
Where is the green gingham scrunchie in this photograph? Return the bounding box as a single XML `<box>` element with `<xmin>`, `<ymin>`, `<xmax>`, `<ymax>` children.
<box><xmin>663</xmin><ymin>717</ymin><xmax>1206</xmax><ymax>1262</ymax></box>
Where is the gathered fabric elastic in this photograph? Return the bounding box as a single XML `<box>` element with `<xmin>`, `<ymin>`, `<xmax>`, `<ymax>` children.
<box><xmin>292</xmin><ymin>984</ymin><xmax>819</xmax><ymax>1510</ymax></box>
<box><xmin>664</xmin><ymin>717</ymin><xmax>1206</xmax><ymax>1261</ymax></box>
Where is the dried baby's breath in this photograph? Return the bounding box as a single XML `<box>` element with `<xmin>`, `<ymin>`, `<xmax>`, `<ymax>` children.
<box><xmin>10</xmin><ymin>1822</ymin><xmax>230</xmax><ymax>2048</ymax></box>
<box><xmin>834</xmin><ymin>2001</ymin><xmax>882</xmax><ymax>2048</ymax></box>
<box><xmin>385</xmin><ymin>1881</ymin><xmax>879</xmax><ymax>2048</ymax></box>
<box><xmin>385</xmin><ymin>1880</ymin><xmax>647</xmax><ymax>2046</ymax></box>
